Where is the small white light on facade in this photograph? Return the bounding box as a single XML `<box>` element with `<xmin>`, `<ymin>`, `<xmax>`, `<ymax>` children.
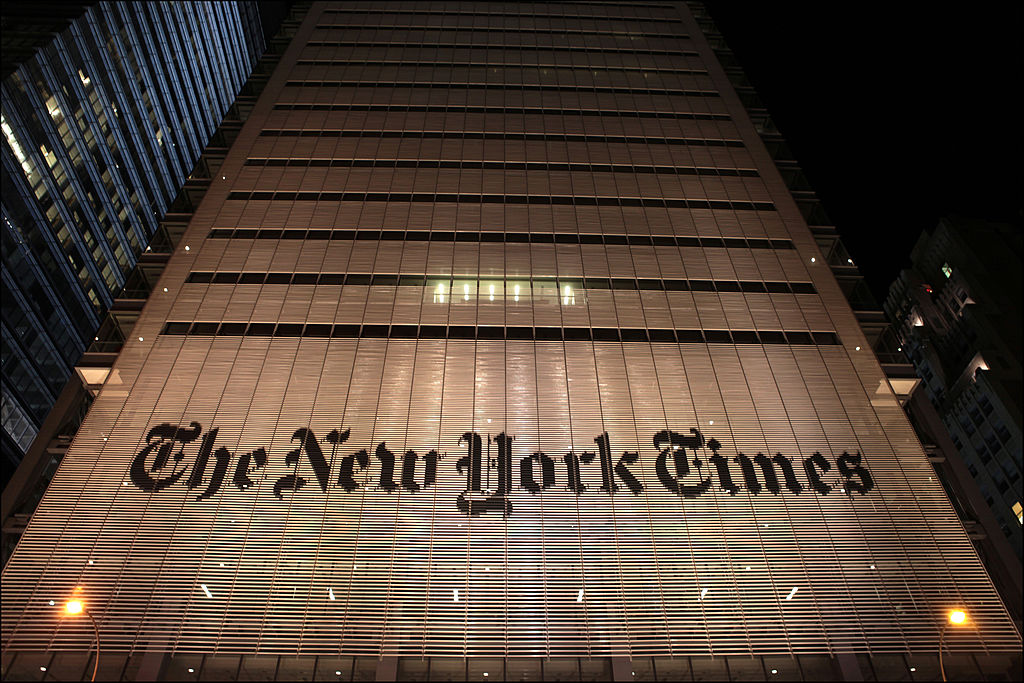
<box><xmin>577</xmin><ymin>589</ymin><xmax>584</xmax><ymax>602</ymax></box>
<box><xmin>222</xmin><ymin>175</ymin><xmax>226</xmax><ymax>180</ymax></box>
<box><xmin>745</xmin><ymin>566</ymin><xmax>751</xmax><ymax>571</ymax></box>
<box><xmin>184</xmin><ymin>245</ymin><xmax>190</xmax><ymax>251</ymax></box>
<box><xmin>88</xmin><ymin>560</ymin><xmax>93</xmax><ymax>565</ymax></box>
<box><xmin>201</xmin><ymin>584</ymin><xmax>213</xmax><ymax>598</ymax></box>
<box><xmin>102</xmin><ymin>436</ymin><xmax>108</xmax><ymax>441</ymax></box>
<box><xmin>335</xmin><ymin>672</ymin><xmax>341</xmax><ymax>676</ymax></box>
<box><xmin>785</xmin><ymin>587</ymin><xmax>798</xmax><ymax>600</ymax></box>
<box><xmin>897</xmin><ymin>347</ymin><xmax>902</xmax><ymax>351</ymax></box>
<box><xmin>771</xmin><ymin>670</ymin><xmax>777</xmax><ymax>675</ymax></box>
<box><xmin>219</xmin><ymin>563</ymin><xmax>224</xmax><ymax>567</ymax></box>
<box><xmin>484</xmin><ymin>567</ymin><xmax>489</xmax><ymax>571</ymax></box>
<box><xmin>855</xmin><ymin>346</ymin><xmax>860</xmax><ymax>351</ymax></box>
<box><xmin>138</xmin><ymin>337</ymin><xmax>144</xmax><ymax>342</ymax></box>
<box><xmin>708</xmin><ymin>420</ymin><xmax>714</xmax><ymax>425</ymax></box>
<box><xmin>49</xmin><ymin>600</ymin><xmax>55</xmax><ymax>606</ymax></box>
<box><xmin>810</xmin><ymin>257</ymin><xmax>815</xmax><ymax>263</ymax></box>
<box><xmin>910</xmin><ymin>667</ymin><xmax>916</xmax><ymax>672</ymax></box>
<box><xmin>328</xmin><ymin>587</ymin><xmax>335</xmax><ymax>601</ymax></box>
<box><xmin>487</xmin><ymin>418</ymin><xmax>492</xmax><ymax>423</ymax></box>
<box><xmin>163</xmin><ymin>287</ymin><xmax>168</xmax><ymax>292</ymax></box>
<box><xmin>95</xmin><ymin>337</ymin><xmax>99</xmax><ymax>341</ymax></box>
<box><xmin>40</xmin><ymin>667</ymin><xmax>47</xmax><ymax>672</ymax></box>
<box><xmin>870</xmin><ymin>565</ymin><xmax>875</xmax><ymax>570</ymax></box>
<box><xmin>453</xmin><ymin>589</ymin><xmax>459</xmax><ymax>602</ymax></box>
<box><xmin>189</xmin><ymin>668</ymin><xmax>195</xmax><ymax>673</ymax></box>
<box><xmin>700</xmin><ymin>587</ymin><xmax>709</xmax><ymax>600</ymax></box>
<box><xmin>146</xmin><ymin>246</ymin><xmax>151</xmax><ymax>251</ymax></box>
<box><xmin>483</xmin><ymin>674</ymin><xmax>489</xmax><ymax>677</ymax></box>
<box><xmin>123</xmin><ymin>481</ymin><xmax>129</xmax><ymax>486</ymax></box>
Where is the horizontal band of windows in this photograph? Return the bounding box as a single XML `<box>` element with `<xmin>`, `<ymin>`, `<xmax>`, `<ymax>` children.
<box><xmin>161</xmin><ymin>322</ymin><xmax>839</xmax><ymax>345</ymax></box>
<box><xmin>258</xmin><ymin>130</ymin><xmax>739</xmax><ymax>146</ymax></box>
<box><xmin>295</xmin><ymin>60</ymin><xmax>705</xmax><ymax>76</ymax></box>
<box><xmin>544</xmin><ymin>0</ymin><xmax>675</xmax><ymax>6</ymax></box>
<box><xmin>322</xmin><ymin>8</ymin><xmax>683</xmax><ymax>22</ymax></box>
<box><xmin>271</xmin><ymin>103</ymin><xmax>729</xmax><ymax>121</ymax></box>
<box><xmin>224</xmin><ymin>192</ymin><xmax>774</xmax><ymax>211</ymax></box>
<box><xmin>304</xmin><ymin>41</ymin><xmax>698</xmax><ymax>57</ymax></box>
<box><xmin>207</xmin><ymin>229</ymin><xmax>794</xmax><ymax>250</ymax></box>
<box><xmin>244</xmin><ymin>158</ymin><xmax>758</xmax><ymax>177</ymax></box>
<box><xmin>285</xmin><ymin>81</ymin><xmax>719</xmax><ymax>97</ymax></box>
<box><xmin>315</xmin><ymin>25</ymin><xmax>685</xmax><ymax>39</ymax></box>
<box><xmin>185</xmin><ymin>272</ymin><xmax>816</xmax><ymax>294</ymax></box>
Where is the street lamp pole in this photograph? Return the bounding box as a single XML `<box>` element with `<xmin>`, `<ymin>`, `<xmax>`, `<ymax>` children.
<box><xmin>64</xmin><ymin>597</ymin><xmax>101</xmax><ymax>682</ymax></box>
<box><xmin>82</xmin><ymin>608</ymin><xmax>100</xmax><ymax>683</ymax></box>
<box><xmin>938</xmin><ymin>608</ymin><xmax>967</xmax><ymax>682</ymax></box>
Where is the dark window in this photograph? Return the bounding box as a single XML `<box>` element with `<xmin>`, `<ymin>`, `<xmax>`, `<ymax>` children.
<box><xmin>759</xmin><ymin>331</ymin><xmax>787</xmax><ymax>344</ymax></box>
<box><xmin>620</xmin><ymin>329</ymin><xmax>648</xmax><ymax>342</ymax></box>
<box><xmin>247</xmin><ymin>323</ymin><xmax>276</xmax><ymax>336</ymax></box>
<box><xmin>190</xmin><ymin>322</ymin><xmax>219</xmax><ymax>335</ymax></box>
<box><xmin>476</xmin><ymin>326</ymin><xmax>504</xmax><ymax>340</ymax></box>
<box><xmin>732</xmin><ymin>331</ymin><xmax>760</xmax><ymax>344</ymax></box>
<box><xmin>305</xmin><ymin>324</ymin><xmax>333</xmax><ymax>337</ymax></box>
<box><xmin>218</xmin><ymin>323</ymin><xmax>247</xmax><ymax>336</ymax></box>
<box><xmin>676</xmin><ymin>330</ymin><xmax>704</xmax><ymax>343</ymax></box>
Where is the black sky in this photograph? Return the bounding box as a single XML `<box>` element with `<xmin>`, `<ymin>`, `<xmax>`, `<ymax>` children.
<box><xmin>703</xmin><ymin>3</ymin><xmax>1021</xmax><ymax>303</ymax></box>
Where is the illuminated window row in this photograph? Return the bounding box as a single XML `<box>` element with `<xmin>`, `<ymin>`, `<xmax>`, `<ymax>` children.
<box><xmin>244</xmin><ymin>158</ymin><xmax>758</xmax><ymax>177</ymax></box>
<box><xmin>184</xmin><ymin>271</ymin><xmax>817</xmax><ymax>295</ymax></box>
<box><xmin>225</xmin><ymin>191</ymin><xmax>772</xmax><ymax>211</ymax></box>
<box><xmin>205</xmin><ymin>229</ymin><xmax>793</xmax><ymax>250</ymax></box>
<box><xmin>160</xmin><ymin>322</ymin><xmax>840</xmax><ymax>345</ymax></box>
<box><xmin>259</xmin><ymin>129</ymin><xmax>739</xmax><ymax>146</ymax></box>
<box><xmin>285</xmin><ymin>80</ymin><xmax>718</xmax><ymax>97</ymax></box>
<box><xmin>295</xmin><ymin>60</ymin><xmax>704</xmax><ymax>76</ymax></box>
<box><xmin>314</xmin><ymin>25</ymin><xmax>683</xmax><ymax>39</ymax></box>
<box><xmin>272</xmin><ymin>103</ymin><xmax>728</xmax><ymax>120</ymax></box>
<box><xmin>304</xmin><ymin>41</ymin><xmax>697</xmax><ymax>57</ymax></box>
<box><xmin>321</xmin><ymin>8</ymin><xmax>684</xmax><ymax>23</ymax></box>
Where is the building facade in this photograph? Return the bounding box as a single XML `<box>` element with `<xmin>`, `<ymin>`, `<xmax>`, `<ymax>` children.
<box><xmin>1</xmin><ymin>1</ymin><xmax>265</xmax><ymax>472</ymax></box>
<box><xmin>885</xmin><ymin>217</ymin><xmax>1022</xmax><ymax>556</ymax></box>
<box><xmin>2</xmin><ymin>2</ymin><xmax>1020</xmax><ymax>681</ymax></box>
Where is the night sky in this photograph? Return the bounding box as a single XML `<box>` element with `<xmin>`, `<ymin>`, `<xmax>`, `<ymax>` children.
<box><xmin>703</xmin><ymin>3</ymin><xmax>1021</xmax><ymax>304</ymax></box>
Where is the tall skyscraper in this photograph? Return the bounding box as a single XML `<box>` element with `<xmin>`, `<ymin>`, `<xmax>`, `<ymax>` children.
<box><xmin>1</xmin><ymin>1</ymin><xmax>265</xmax><ymax>471</ymax></box>
<box><xmin>2</xmin><ymin>2</ymin><xmax>1020</xmax><ymax>681</ymax></box>
<box><xmin>885</xmin><ymin>217</ymin><xmax>1022</xmax><ymax>556</ymax></box>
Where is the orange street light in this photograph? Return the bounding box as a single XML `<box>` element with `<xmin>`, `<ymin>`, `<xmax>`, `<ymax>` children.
<box><xmin>62</xmin><ymin>594</ymin><xmax>100</xmax><ymax>682</ymax></box>
<box><xmin>939</xmin><ymin>608</ymin><xmax>969</xmax><ymax>682</ymax></box>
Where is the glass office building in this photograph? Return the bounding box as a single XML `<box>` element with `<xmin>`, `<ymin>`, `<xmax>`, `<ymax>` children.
<box><xmin>2</xmin><ymin>2</ymin><xmax>1020</xmax><ymax>680</ymax></box>
<box><xmin>1</xmin><ymin>1</ymin><xmax>264</xmax><ymax>468</ymax></box>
